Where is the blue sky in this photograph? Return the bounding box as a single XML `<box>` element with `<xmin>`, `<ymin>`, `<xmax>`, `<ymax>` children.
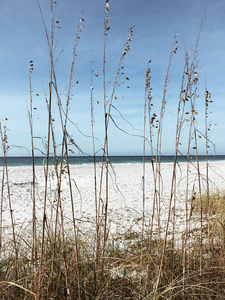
<box><xmin>0</xmin><ymin>0</ymin><xmax>224</xmax><ymax>156</ymax></box>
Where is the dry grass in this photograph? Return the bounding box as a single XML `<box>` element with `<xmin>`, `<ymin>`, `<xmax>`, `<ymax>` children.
<box><xmin>0</xmin><ymin>224</ymin><xmax>225</xmax><ymax>299</ymax></box>
<box><xmin>0</xmin><ymin>0</ymin><xmax>224</xmax><ymax>299</ymax></box>
<box><xmin>192</xmin><ymin>191</ymin><xmax>225</xmax><ymax>246</ymax></box>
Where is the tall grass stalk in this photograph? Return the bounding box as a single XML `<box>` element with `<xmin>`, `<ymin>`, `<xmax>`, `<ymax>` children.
<box><xmin>140</xmin><ymin>64</ymin><xmax>149</xmax><ymax>289</ymax></box>
<box><xmin>205</xmin><ymin>88</ymin><xmax>211</xmax><ymax>269</ymax></box>
<box><xmin>153</xmin><ymin>36</ymin><xmax>178</xmax><ymax>247</ymax></box>
<box><xmin>90</xmin><ymin>64</ymin><xmax>100</xmax><ymax>294</ymax></box>
<box><xmin>0</xmin><ymin>149</ymin><xmax>5</xmax><ymax>274</ymax></box>
<box><xmin>37</xmin><ymin>0</ymin><xmax>84</xmax><ymax>297</ymax></box>
<box><xmin>28</xmin><ymin>60</ymin><xmax>37</xmax><ymax>276</ymax></box>
<box><xmin>0</xmin><ymin>122</ymin><xmax>18</xmax><ymax>280</ymax></box>
<box><xmin>154</xmin><ymin>16</ymin><xmax>205</xmax><ymax>295</ymax></box>
<box><xmin>146</xmin><ymin>63</ymin><xmax>159</xmax><ymax>253</ymax></box>
<box><xmin>37</xmin><ymin>0</ymin><xmax>54</xmax><ymax>297</ymax></box>
<box><xmin>152</xmin><ymin>35</ymin><xmax>179</xmax><ymax>297</ymax></box>
<box><xmin>98</xmin><ymin>0</ymin><xmax>134</xmax><ymax>289</ymax></box>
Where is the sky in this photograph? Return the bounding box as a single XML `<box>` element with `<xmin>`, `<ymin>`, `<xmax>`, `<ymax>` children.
<box><xmin>0</xmin><ymin>0</ymin><xmax>225</xmax><ymax>156</ymax></box>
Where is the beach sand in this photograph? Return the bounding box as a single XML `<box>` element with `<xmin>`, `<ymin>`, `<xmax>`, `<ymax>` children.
<box><xmin>1</xmin><ymin>160</ymin><xmax>225</xmax><ymax>240</ymax></box>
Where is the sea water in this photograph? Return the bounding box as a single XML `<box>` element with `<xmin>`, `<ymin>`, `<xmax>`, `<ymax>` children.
<box><xmin>0</xmin><ymin>155</ymin><xmax>224</xmax><ymax>167</ymax></box>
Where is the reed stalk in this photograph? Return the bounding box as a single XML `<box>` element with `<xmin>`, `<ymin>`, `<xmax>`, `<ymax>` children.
<box><xmin>0</xmin><ymin>122</ymin><xmax>19</xmax><ymax>280</ymax></box>
<box><xmin>28</xmin><ymin>60</ymin><xmax>37</xmax><ymax>277</ymax></box>
<box><xmin>152</xmin><ymin>35</ymin><xmax>178</xmax><ymax>297</ymax></box>
<box><xmin>37</xmin><ymin>0</ymin><xmax>54</xmax><ymax>297</ymax></box>
<box><xmin>90</xmin><ymin>64</ymin><xmax>100</xmax><ymax>295</ymax></box>
<box><xmin>205</xmin><ymin>88</ymin><xmax>211</xmax><ymax>269</ymax></box>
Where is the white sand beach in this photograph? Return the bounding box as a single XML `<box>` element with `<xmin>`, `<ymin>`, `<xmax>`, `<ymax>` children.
<box><xmin>1</xmin><ymin>160</ymin><xmax>225</xmax><ymax>239</ymax></box>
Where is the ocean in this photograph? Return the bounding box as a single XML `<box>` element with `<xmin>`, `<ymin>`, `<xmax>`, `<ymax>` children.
<box><xmin>0</xmin><ymin>155</ymin><xmax>224</xmax><ymax>167</ymax></box>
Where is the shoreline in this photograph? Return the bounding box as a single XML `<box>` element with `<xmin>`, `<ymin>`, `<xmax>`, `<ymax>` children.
<box><xmin>0</xmin><ymin>154</ymin><xmax>225</xmax><ymax>167</ymax></box>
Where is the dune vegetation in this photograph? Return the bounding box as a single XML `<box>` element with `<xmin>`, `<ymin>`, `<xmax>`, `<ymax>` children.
<box><xmin>0</xmin><ymin>0</ymin><xmax>224</xmax><ymax>299</ymax></box>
